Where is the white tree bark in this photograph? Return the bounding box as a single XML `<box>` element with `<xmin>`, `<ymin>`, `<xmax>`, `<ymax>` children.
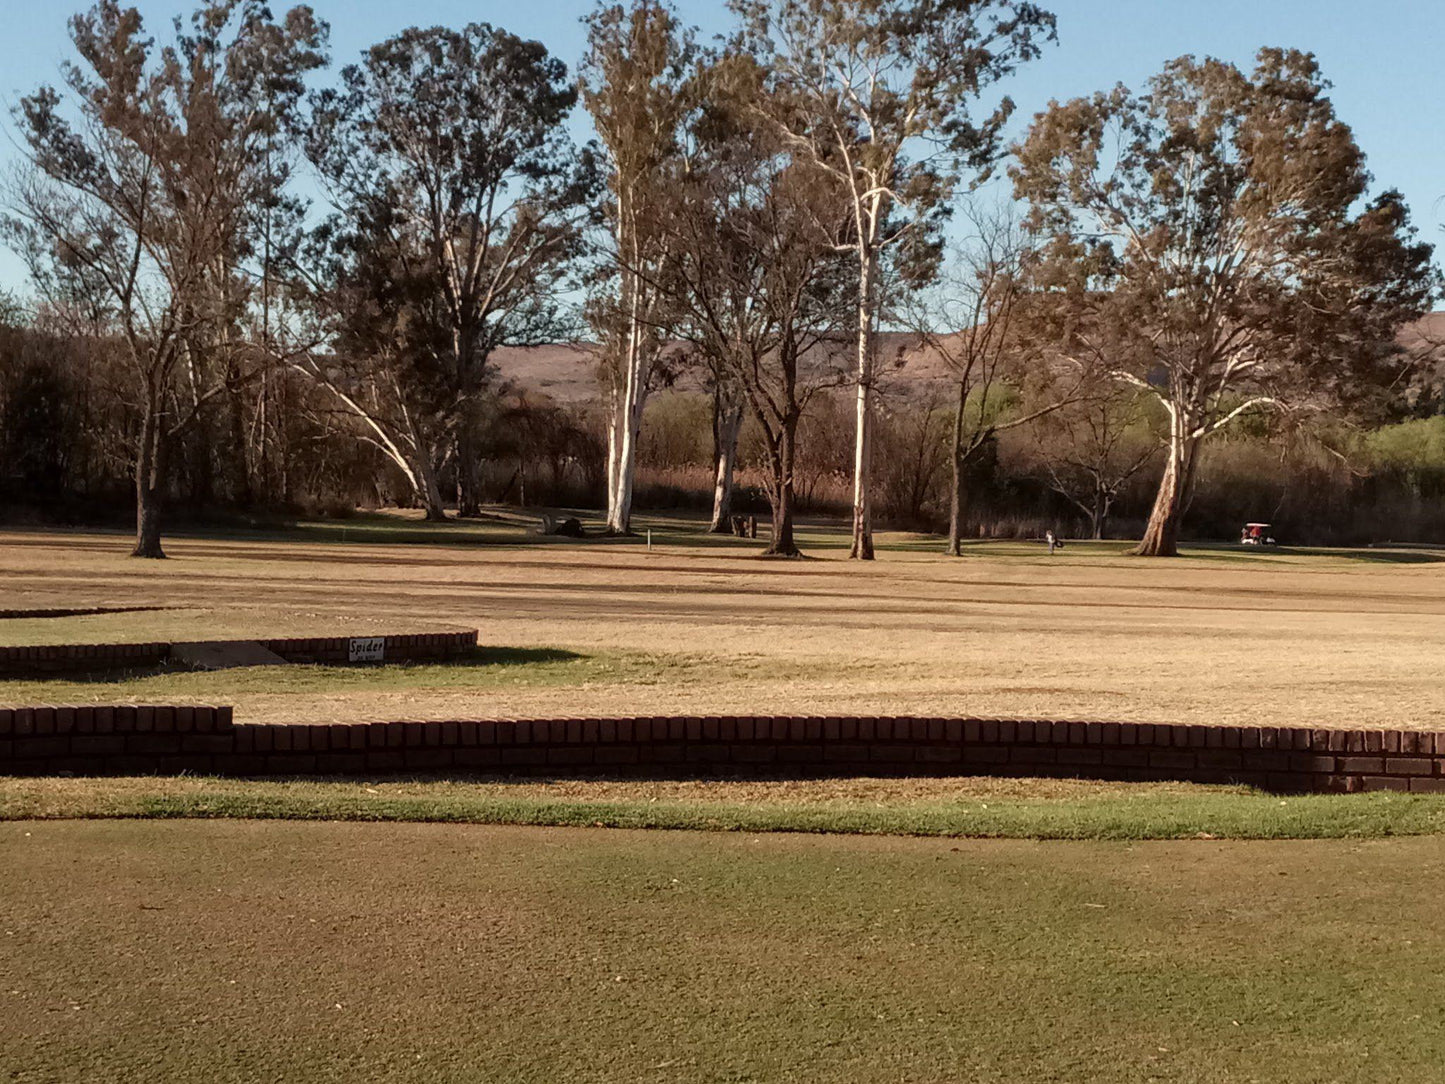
<box><xmin>709</xmin><ymin>393</ymin><xmax>745</xmax><ymax>532</ymax></box>
<box><xmin>849</xmin><ymin>243</ymin><xmax>878</xmax><ymax>560</ymax></box>
<box><xmin>606</xmin><ymin>278</ymin><xmax>649</xmax><ymax>534</ymax></box>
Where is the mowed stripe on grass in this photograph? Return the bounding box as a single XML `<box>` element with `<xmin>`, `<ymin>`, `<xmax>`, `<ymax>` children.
<box><xmin>3</xmin><ymin>522</ymin><xmax>1445</xmax><ymax>728</ymax></box>
<box><xmin>2</xmin><ymin>820</ymin><xmax>1443</xmax><ymax>1083</ymax></box>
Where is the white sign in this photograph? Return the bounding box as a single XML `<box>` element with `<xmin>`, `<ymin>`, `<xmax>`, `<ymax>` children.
<box><xmin>348</xmin><ymin>636</ymin><xmax>386</xmax><ymax>663</ymax></box>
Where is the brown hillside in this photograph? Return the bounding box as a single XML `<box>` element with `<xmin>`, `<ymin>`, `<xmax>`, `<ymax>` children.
<box><xmin>492</xmin><ymin>316</ymin><xmax>1445</xmax><ymax>404</ymax></box>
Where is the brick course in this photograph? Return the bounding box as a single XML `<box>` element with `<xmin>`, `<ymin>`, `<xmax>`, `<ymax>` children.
<box><xmin>3</xmin><ymin>710</ymin><xmax>1445</xmax><ymax>793</ymax></box>
<box><xmin>0</xmin><ymin>631</ymin><xmax>478</xmax><ymax>674</ymax></box>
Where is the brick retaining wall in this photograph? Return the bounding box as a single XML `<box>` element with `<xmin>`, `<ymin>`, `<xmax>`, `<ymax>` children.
<box><xmin>0</xmin><ymin>630</ymin><xmax>478</xmax><ymax>674</ymax></box>
<box><xmin>0</xmin><ymin>705</ymin><xmax>234</xmax><ymax>776</ymax></box>
<box><xmin>3</xmin><ymin>710</ymin><xmax>1445</xmax><ymax>793</ymax></box>
<box><xmin>258</xmin><ymin>631</ymin><xmax>476</xmax><ymax>665</ymax></box>
<box><xmin>0</xmin><ymin>642</ymin><xmax>170</xmax><ymax>673</ymax></box>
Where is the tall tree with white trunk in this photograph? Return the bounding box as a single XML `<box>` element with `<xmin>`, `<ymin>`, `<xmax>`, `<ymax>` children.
<box><xmin>1013</xmin><ymin>48</ymin><xmax>1439</xmax><ymax>556</ymax></box>
<box><xmin>581</xmin><ymin>0</ymin><xmax>697</xmax><ymax>535</ymax></box>
<box><xmin>730</xmin><ymin>0</ymin><xmax>1056</xmax><ymax>559</ymax></box>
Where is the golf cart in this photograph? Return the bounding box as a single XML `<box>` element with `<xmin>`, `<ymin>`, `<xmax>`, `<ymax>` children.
<box><xmin>1239</xmin><ymin>522</ymin><xmax>1277</xmax><ymax>546</ymax></box>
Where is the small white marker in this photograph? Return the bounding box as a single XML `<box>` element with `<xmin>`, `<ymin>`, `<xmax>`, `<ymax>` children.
<box><xmin>647</xmin><ymin>528</ymin><xmax>652</xmax><ymax>552</ymax></box>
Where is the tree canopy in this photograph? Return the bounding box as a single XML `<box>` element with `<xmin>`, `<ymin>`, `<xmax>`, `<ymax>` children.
<box><xmin>1012</xmin><ymin>48</ymin><xmax>1439</xmax><ymax>555</ymax></box>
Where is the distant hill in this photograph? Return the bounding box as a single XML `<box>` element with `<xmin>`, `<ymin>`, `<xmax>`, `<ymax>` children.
<box><xmin>489</xmin><ymin>332</ymin><xmax>981</xmax><ymax>404</ymax></box>
<box><xmin>490</xmin><ymin>343</ymin><xmax>601</xmax><ymax>404</ymax></box>
<box><xmin>492</xmin><ymin>315</ymin><xmax>1445</xmax><ymax>405</ymax></box>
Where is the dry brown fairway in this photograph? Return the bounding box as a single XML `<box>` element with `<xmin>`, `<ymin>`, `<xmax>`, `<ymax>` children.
<box><xmin>2</xmin><ymin>523</ymin><xmax>1444</xmax><ymax>727</ymax></box>
<box><xmin>3</xmin><ymin>820</ymin><xmax>1445</xmax><ymax>1083</ymax></box>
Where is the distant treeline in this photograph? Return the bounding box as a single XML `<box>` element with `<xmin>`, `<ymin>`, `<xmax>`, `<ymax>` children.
<box><xmin>6</xmin><ymin>319</ymin><xmax>1445</xmax><ymax>547</ymax></box>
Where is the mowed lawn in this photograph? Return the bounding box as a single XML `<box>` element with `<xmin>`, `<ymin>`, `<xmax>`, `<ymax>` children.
<box><xmin>1</xmin><ymin>819</ymin><xmax>1441</xmax><ymax>1084</ymax></box>
<box><xmin>3</xmin><ymin>513</ymin><xmax>1445</xmax><ymax>727</ymax></box>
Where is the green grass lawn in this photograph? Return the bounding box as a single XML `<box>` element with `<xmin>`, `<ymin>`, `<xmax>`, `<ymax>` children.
<box><xmin>3</xmin><ymin>819</ymin><xmax>1443</xmax><ymax>1083</ymax></box>
<box><xmin>6</xmin><ymin>775</ymin><xmax>1445</xmax><ymax>841</ymax></box>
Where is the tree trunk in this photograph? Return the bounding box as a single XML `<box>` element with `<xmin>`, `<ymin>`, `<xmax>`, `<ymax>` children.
<box><xmin>131</xmin><ymin>403</ymin><xmax>167</xmax><ymax>559</ymax></box>
<box><xmin>1136</xmin><ymin>419</ymin><xmax>1198</xmax><ymax>557</ymax></box>
<box><xmin>456</xmin><ymin>419</ymin><xmax>483</xmax><ymax>518</ymax></box>
<box><xmin>849</xmin><ymin>248</ymin><xmax>877</xmax><ymax>560</ymax></box>
<box><xmin>228</xmin><ymin>366</ymin><xmax>253</xmax><ymax>509</ymax></box>
<box><xmin>708</xmin><ymin>392</ymin><xmax>744</xmax><ymax>533</ymax></box>
<box><xmin>947</xmin><ymin>380</ymin><xmax>968</xmax><ymax>557</ymax></box>
<box><xmin>605</xmin><ymin>406</ymin><xmax>622</xmax><ymax>523</ymax></box>
<box><xmin>134</xmin><ymin>486</ymin><xmax>165</xmax><ymax>559</ymax></box>
<box><xmin>606</xmin><ymin>195</ymin><xmax>648</xmax><ymax>538</ymax></box>
<box><xmin>762</xmin><ymin>412</ymin><xmax>801</xmax><ymax>558</ymax></box>
<box><xmin>420</xmin><ymin>474</ymin><xmax>447</xmax><ymax>521</ymax></box>
<box><xmin>605</xmin><ymin>346</ymin><xmax>644</xmax><ymax>537</ymax></box>
<box><xmin>414</xmin><ymin>451</ymin><xmax>448</xmax><ymax>522</ymax></box>
<box><xmin>1091</xmin><ymin>483</ymin><xmax>1112</xmax><ymax>540</ymax></box>
<box><xmin>275</xmin><ymin>374</ymin><xmax>292</xmax><ymax>507</ymax></box>
<box><xmin>947</xmin><ymin>466</ymin><xmax>968</xmax><ymax>556</ymax></box>
<box><xmin>608</xmin><ymin>387</ymin><xmax>644</xmax><ymax>535</ymax></box>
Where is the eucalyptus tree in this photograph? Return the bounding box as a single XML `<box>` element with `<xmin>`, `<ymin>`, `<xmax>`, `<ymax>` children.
<box><xmin>1013</xmin><ymin>48</ymin><xmax>1439</xmax><ymax>555</ymax></box>
<box><xmin>306</xmin><ymin>23</ymin><xmax>589</xmax><ymax>518</ymax></box>
<box><xmin>660</xmin><ymin>58</ymin><xmax>851</xmax><ymax>555</ymax></box>
<box><xmin>292</xmin><ymin>204</ymin><xmax>456</xmax><ymax>519</ymax></box>
<box><xmin>580</xmin><ymin>0</ymin><xmax>698</xmax><ymax>535</ymax></box>
<box><xmin>730</xmin><ymin>0</ymin><xmax>1056</xmax><ymax>558</ymax></box>
<box><xmin>7</xmin><ymin>0</ymin><xmax>327</xmax><ymax>557</ymax></box>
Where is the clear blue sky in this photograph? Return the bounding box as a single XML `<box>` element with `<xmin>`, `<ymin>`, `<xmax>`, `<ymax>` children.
<box><xmin>2</xmin><ymin>0</ymin><xmax>1442</xmax><ymax>291</ymax></box>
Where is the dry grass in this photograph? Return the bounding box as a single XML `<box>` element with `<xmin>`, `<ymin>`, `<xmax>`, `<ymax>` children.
<box><xmin>3</xmin><ymin>514</ymin><xmax>1445</xmax><ymax>728</ymax></box>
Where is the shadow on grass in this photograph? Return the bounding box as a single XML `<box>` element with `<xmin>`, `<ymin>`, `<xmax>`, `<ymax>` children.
<box><xmin>472</xmin><ymin>646</ymin><xmax>584</xmax><ymax>666</ymax></box>
<box><xmin>0</xmin><ymin>664</ymin><xmax>180</xmax><ymax>686</ymax></box>
<box><xmin>1171</xmin><ymin>544</ymin><xmax>1445</xmax><ymax>565</ymax></box>
<box><xmin>2</xmin><ymin>645</ymin><xmax>588</xmax><ymax>687</ymax></box>
<box><xmin>1295</xmin><ymin>547</ymin><xmax>1445</xmax><ymax>565</ymax></box>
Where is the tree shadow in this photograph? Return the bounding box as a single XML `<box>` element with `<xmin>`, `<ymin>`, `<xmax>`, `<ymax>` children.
<box><xmin>1</xmin><ymin>645</ymin><xmax>587</xmax><ymax>684</ymax></box>
<box><xmin>1311</xmin><ymin>547</ymin><xmax>1445</xmax><ymax>565</ymax></box>
<box><xmin>1169</xmin><ymin>544</ymin><xmax>1445</xmax><ymax>565</ymax></box>
<box><xmin>470</xmin><ymin>646</ymin><xmax>585</xmax><ymax>666</ymax></box>
<box><xmin>0</xmin><ymin>665</ymin><xmax>172</xmax><ymax>685</ymax></box>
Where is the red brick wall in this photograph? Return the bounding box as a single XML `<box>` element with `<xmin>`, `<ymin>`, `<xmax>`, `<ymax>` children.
<box><xmin>0</xmin><ymin>642</ymin><xmax>170</xmax><ymax>673</ymax></box>
<box><xmin>0</xmin><ymin>705</ymin><xmax>234</xmax><ymax>776</ymax></box>
<box><xmin>0</xmin><ymin>630</ymin><xmax>477</xmax><ymax>674</ymax></box>
<box><xmin>3</xmin><ymin>710</ymin><xmax>1444</xmax><ymax>793</ymax></box>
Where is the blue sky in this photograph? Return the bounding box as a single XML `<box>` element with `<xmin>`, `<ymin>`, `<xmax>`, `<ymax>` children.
<box><xmin>2</xmin><ymin>0</ymin><xmax>1442</xmax><ymax>291</ymax></box>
